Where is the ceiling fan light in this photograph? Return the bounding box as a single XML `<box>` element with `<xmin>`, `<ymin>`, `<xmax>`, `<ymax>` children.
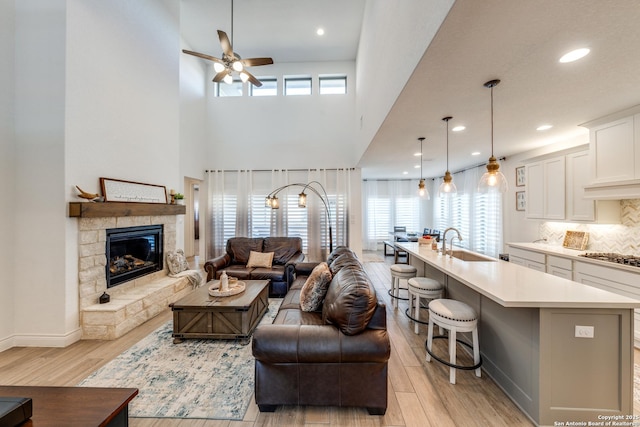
<box><xmin>223</xmin><ymin>73</ymin><xmax>233</xmax><ymax>84</ymax></box>
<box><xmin>213</xmin><ymin>62</ymin><xmax>226</xmax><ymax>73</ymax></box>
<box><xmin>232</xmin><ymin>60</ymin><xmax>243</xmax><ymax>72</ymax></box>
<box><xmin>239</xmin><ymin>71</ymin><xmax>250</xmax><ymax>82</ymax></box>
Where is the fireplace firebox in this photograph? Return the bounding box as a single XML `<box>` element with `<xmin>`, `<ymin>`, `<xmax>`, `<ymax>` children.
<box><xmin>105</xmin><ymin>225</ymin><xmax>163</xmax><ymax>288</ymax></box>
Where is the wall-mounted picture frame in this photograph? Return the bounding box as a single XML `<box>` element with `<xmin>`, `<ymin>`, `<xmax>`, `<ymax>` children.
<box><xmin>515</xmin><ymin>166</ymin><xmax>526</xmax><ymax>187</ymax></box>
<box><xmin>100</xmin><ymin>177</ymin><xmax>168</xmax><ymax>203</ymax></box>
<box><xmin>516</xmin><ymin>191</ymin><xmax>526</xmax><ymax>211</ymax></box>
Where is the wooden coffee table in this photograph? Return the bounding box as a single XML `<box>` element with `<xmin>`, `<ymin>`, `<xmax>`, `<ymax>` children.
<box><xmin>170</xmin><ymin>279</ymin><xmax>269</xmax><ymax>343</ymax></box>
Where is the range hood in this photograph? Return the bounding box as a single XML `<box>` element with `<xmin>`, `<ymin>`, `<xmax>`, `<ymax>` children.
<box><xmin>583</xmin><ymin>179</ymin><xmax>640</xmax><ymax>200</ymax></box>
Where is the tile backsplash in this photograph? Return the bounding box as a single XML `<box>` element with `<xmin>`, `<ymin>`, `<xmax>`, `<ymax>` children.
<box><xmin>540</xmin><ymin>199</ymin><xmax>640</xmax><ymax>255</ymax></box>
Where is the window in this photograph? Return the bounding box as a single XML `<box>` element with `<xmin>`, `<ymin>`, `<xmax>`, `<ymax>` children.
<box><xmin>319</xmin><ymin>76</ymin><xmax>347</xmax><ymax>94</ymax></box>
<box><xmin>433</xmin><ymin>167</ymin><xmax>503</xmax><ymax>257</ymax></box>
<box><xmin>284</xmin><ymin>76</ymin><xmax>312</xmax><ymax>95</ymax></box>
<box><xmin>216</xmin><ymin>80</ymin><xmax>243</xmax><ymax>97</ymax></box>
<box><xmin>249</xmin><ymin>78</ymin><xmax>277</xmax><ymax>96</ymax></box>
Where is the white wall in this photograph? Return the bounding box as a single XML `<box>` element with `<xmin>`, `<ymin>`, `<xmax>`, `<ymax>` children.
<box><xmin>206</xmin><ymin>61</ymin><xmax>357</xmax><ymax>170</ymax></box>
<box><xmin>6</xmin><ymin>0</ymin><xmax>185</xmax><ymax>347</ymax></box>
<box><xmin>354</xmin><ymin>0</ymin><xmax>454</xmax><ymax>161</ymax></box>
<box><xmin>0</xmin><ymin>0</ymin><xmax>16</xmax><ymax>351</ymax></box>
<box><xmin>13</xmin><ymin>0</ymin><xmax>70</xmax><ymax>346</ymax></box>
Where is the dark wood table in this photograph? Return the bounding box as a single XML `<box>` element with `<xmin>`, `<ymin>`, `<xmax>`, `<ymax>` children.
<box><xmin>170</xmin><ymin>279</ymin><xmax>269</xmax><ymax>343</ymax></box>
<box><xmin>0</xmin><ymin>386</ymin><xmax>138</xmax><ymax>427</ymax></box>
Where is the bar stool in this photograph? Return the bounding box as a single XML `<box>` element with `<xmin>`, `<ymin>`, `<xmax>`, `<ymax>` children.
<box><xmin>426</xmin><ymin>299</ymin><xmax>482</xmax><ymax>384</ymax></box>
<box><xmin>405</xmin><ymin>277</ymin><xmax>444</xmax><ymax>334</ymax></box>
<box><xmin>389</xmin><ymin>264</ymin><xmax>417</xmax><ymax>307</ymax></box>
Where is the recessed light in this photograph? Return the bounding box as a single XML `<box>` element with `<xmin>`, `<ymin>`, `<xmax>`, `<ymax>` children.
<box><xmin>452</xmin><ymin>125</ymin><xmax>465</xmax><ymax>132</ymax></box>
<box><xmin>537</xmin><ymin>124</ymin><xmax>553</xmax><ymax>131</ymax></box>
<box><xmin>471</xmin><ymin>151</ymin><xmax>481</xmax><ymax>156</ymax></box>
<box><xmin>403</xmin><ymin>171</ymin><xmax>408</xmax><ymax>175</ymax></box>
<box><xmin>414</xmin><ymin>152</ymin><xmax>422</xmax><ymax>157</ymax></box>
<box><xmin>559</xmin><ymin>48</ymin><xmax>590</xmax><ymax>63</ymax></box>
<box><xmin>316</xmin><ymin>28</ymin><xmax>325</xmax><ymax>36</ymax></box>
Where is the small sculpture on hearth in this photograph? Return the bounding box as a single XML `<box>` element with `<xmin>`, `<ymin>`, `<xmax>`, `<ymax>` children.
<box><xmin>75</xmin><ymin>185</ymin><xmax>103</xmax><ymax>202</ymax></box>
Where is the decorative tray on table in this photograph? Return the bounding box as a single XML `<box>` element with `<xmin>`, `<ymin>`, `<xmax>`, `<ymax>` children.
<box><xmin>208</xmin><ymin>280</ymin><xmax>245</xmax><ymax>297</ymax></box>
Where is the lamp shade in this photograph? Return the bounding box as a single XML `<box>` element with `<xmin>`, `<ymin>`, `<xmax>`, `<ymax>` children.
<box><xmin>478</xmin><ymin>156</ymin><xmax>508</xmax><ymax>193</ymax></box>
<box><xmin>438</xmin><ymin>171</ymin><xmax>458</xmax><ymax>196</ymax></box>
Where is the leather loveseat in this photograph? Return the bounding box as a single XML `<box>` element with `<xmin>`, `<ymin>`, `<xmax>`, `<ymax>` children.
<box><xmin>252</xmin><ymin>246</ymin><xmax>391</xmax><ymax>415</ymax></box>
<box><xmin>204</xmin><ymin>237</ymin><xmax>304</xmax><ymax>297</ymax></box>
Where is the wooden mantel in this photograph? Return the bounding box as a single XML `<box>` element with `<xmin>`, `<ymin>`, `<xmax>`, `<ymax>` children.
<box><xmin>68</xmin><ymin>202</ymin><xmax>186</xmax><ymax>218</ymax></box>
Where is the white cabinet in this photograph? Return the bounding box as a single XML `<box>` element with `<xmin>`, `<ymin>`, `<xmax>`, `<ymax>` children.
<box><xmin>566</xmin><ymin>151</ymin><xmax>620</xmax><ymax>223</ymax></box>
<box><xmin>525</xmin><ymin>156</ymin><xmax>565</xmax><ymax>220</ymax></box>
<box><xmin>507</xmin><ymin>246</ymin><xmax>546</xmax><ymax>272</ymax></box>
<box><xmin>546</xmin><ymin>255</ymin><xmax>572</xmax><ymax>280</ymax></box>
<box><xmin>587</xmin><ymin>114</ymin><xmax>637</xmax><ymax>184</ymax></box>
<box><xmin>580</xmin><ymin>106</ymin><xmax>640</xmax><ymax>199</ymax></box>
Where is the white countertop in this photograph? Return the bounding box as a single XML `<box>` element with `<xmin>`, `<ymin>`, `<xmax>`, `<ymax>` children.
<box><xmin>507</xmin><ymin>241</ymin><xmax>640</xmax><ymax>274</ymax></box>
<box><xmin>396</xmin><ymin>242</ymin><xmax>640</xmax><ymax>309</ymax></box>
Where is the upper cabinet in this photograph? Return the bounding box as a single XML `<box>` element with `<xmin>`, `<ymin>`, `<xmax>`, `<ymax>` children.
<box><xmin>525</xmin><ymin>156</ymin><xmax>565</xmax><ymax>220</ymax></box>
<box><xmin>580</xmin><ymin>105</ymin><xmax>640</xmax><ymax>199</ymax></box>
<box><xmin>525</xmin><ymin>150</ymin><xmax>619</xmax><ymax>223</ymax></box>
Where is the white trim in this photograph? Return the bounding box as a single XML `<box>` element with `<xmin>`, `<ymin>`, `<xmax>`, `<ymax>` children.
<box><xmin>11</xmin><ymin>327</ymin><xmax>82</xmax><ymax>348</ymax></box>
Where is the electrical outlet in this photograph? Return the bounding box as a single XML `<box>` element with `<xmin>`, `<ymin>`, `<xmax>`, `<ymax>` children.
<box><xmin>575</xmin><ymin>325</ymin><xmax>594</xmax><ymax>338</ymax></box>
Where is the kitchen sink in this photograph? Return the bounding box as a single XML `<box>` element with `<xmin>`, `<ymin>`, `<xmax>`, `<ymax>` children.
<box><xmin>450</xmin><ymin>250</ymin><xmax>496</xmax><ymax>262</ymax></box>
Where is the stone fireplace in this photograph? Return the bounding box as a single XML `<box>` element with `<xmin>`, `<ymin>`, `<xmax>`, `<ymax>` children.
<box><xmin>71</xmin><ymin>202</ymin><xmax>192</xmax><ymax>340</ymax></box>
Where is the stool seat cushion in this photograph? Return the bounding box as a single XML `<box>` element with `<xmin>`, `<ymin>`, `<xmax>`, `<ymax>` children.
<box><xmin>408</xmin><ymin>277</ymin><xmax>442</xmax><ymax>291</ymax></box>
<box><xmin>390</xmin><ymin>264</ymin><xmax>417</xmax><ymax>274</ymax></box>
<box><xmin>429</xmin><ymin>299</ymin><xmax>477</xmax><ymax>322</ymax></box>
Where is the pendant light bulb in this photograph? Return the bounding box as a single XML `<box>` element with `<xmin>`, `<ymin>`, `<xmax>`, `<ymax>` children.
<box><xmin>438</xmin><ymin>116</ymin><xmax>458</xmax><ymax>197</ymax></box>
<box><xmin>478</xmin><ymin>79</ymin><xmax>508</xmax><ymax>193</ymax></box>
<box><xmin>417</xmin><ymin>137</ymin><xmax>430</xmax><ymax>199</ymax></box>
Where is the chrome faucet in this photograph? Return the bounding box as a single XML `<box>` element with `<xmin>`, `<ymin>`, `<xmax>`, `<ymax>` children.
<box><xmin>442</xmin><ymin>227</ymin><xmax>463</xmax><ymax>256</ymax></box>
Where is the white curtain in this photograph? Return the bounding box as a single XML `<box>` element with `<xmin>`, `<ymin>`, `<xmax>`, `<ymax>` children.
<box><xmin>206</xmin><ymin>169</ymin><xmax>351</xmax><ymax>261</ymax></box>
<box><xmin>361</xmin><ymin>179</ymin><xmax>432</xmax><ymax>251</ymax></box>
<box><xmin>433</xmin><ymin>165</ymin><xmax>503</xmax><ymax>257</ymax></box>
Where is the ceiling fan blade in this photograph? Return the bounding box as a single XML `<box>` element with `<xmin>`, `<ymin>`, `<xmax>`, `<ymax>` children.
<box><xmin>243</xmin><ymin>70</ymin><xmax>263</xmax><ymax>87</ymax></box>
<box><xmin>217</xmin><ymin>30</ymin><xmax>234</xmax><ymax>58</ymax></box>
<box><xmin>240</xmin><ymin>57</ymin><xmax>274</xmax><ymax>67</ymax></box>
<box><xmin>182</xmin><ymin>49</ymin><xmax>224</xmax><ymax>64</ymax></box>
<box><xmin>212</xmin><ymin>71</ymin><xmax>228</xmax><ymax>83</ymax></box>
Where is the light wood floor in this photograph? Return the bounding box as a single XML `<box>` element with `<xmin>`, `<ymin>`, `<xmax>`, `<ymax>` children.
<box><xmin>0</xmin><ymin>251</ymin><xmax>637</xmax><ymax>426</ymax></box>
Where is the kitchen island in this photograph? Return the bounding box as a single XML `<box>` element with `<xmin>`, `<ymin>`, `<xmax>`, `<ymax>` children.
<box><xmin>396</xmin><ymin>241</ymin><xmax>640</xmax><ymax>427</ymax></box>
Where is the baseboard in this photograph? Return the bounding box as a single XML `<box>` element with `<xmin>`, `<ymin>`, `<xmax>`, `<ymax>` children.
<box><xmin>0</xmin><ymin>334</ymin><xmax>16</xmax><ymax>353</ymax></box>
<box><xmin>11</xmin><ymin>328</ymin><xmax>82</xmax><ymax>348</ymax></box>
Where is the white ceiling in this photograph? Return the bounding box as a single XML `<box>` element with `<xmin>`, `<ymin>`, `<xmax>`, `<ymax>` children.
<box><xmin>181</xmin><ymin>0</ymin><xmax>640</xmax><ymax>180</ymax></box>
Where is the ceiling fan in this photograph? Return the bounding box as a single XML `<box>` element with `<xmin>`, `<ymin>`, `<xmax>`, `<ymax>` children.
<box><xmin>181</xmin><ymin>0</ymin><xmax>273</xmax><ymax>87</ymax></box>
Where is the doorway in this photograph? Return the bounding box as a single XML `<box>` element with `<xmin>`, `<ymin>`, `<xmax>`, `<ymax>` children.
<box><xmin>183</xmin><ymin>177</ymin><xmax>202</xmax><ymax>261</ymax></box>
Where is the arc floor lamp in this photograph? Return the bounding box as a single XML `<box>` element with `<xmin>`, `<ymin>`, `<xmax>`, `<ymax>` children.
<box><xmin>265</xmin><ymin>181</ymin><xmax>333</xmax><ymax>253</ymax></box>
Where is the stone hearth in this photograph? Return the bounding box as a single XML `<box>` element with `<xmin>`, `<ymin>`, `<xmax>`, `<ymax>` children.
<box><xmin>77</xmin><ymin>211</ymin><xmax>193</xmax><ymax>340</ymax></box>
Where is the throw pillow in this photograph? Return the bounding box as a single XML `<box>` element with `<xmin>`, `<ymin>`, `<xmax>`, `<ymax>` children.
<box><xmin>166</xmin><ymin>249</ymin><xmax>189</xmax><ymax>275</ymax></box>
<box><xmin>299</xmin><ymin>262</ymin><xmax>332</xmax><ymax>312</ymax></box>
<box><xmin>246</xmin><ymin>251</ymin><xmax>274</xmax><ymax>268</ymax></box>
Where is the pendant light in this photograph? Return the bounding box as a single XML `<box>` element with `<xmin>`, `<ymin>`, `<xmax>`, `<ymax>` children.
<box><xmin>417</xmin><ymin>137</ymin><xmax>430</xmax><ymax>199</ymax></box>
<box><xmin>438</xmin><ymin>116</ymin><xmax>457</xmax><ymax>196</ymax></box>
<box><xmin>478</xmin><ymin>79</ymin><xmax>508</xmax><ymax>193</ymax></box>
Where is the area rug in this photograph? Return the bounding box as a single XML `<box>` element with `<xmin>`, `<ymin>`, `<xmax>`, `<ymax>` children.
<box><xmin>78</xmin><ymin>299</ymin><xmax>281</xmax><ymax>420</ymax></box>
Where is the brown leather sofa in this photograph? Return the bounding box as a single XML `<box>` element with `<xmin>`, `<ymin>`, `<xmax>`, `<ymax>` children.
<box><xmin>204</xmin><ymin>237</ymin><xmax>304</xmax><ymax>297</ymax></box>
<box><xmin>252</xmin><ymin>247</ymin><xmax>391</xmax><ymax>415</ymax></box>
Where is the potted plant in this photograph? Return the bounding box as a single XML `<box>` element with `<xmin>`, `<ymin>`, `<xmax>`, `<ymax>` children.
<box><xmin>173</xmin><ymin>193</ymin><xmax>185</xmax><ymax>205</ymax></box>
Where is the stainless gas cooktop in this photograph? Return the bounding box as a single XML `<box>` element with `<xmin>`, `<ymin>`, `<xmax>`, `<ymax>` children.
<box><xmin>579</xmin><ymin>252</ymin><xmax>640</xmax><ymax>267</ymax></box>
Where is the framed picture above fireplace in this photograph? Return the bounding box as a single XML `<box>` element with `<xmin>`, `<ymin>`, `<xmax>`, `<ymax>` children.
<box><xmin>100</xmin><ymin>177</ymin><xmax>168</xmax><ymax>204</ymax></box>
